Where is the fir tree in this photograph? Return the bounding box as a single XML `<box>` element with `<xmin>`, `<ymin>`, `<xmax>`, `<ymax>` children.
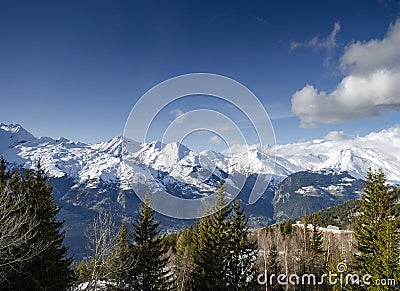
<box><xmin>352</xmin><ymin>168</ymin><xmax>400</xmax><ymax>290</ymax></box>
<box><xmin>281</xmin><ymin>220</ymin><xmax>293</xmax><ymax>236</ymax></box>
<box><xmin>129</xmin><ymin>193</ymin><xmax>172</xmax><ymax>290</ymax></box>
<box><xmin>226</xmin><ymin>199</ymin><xmax>258</xmax><ymax>291</ymax></box>
<box><xmin>174</xmin><ymin>226</ymin><xmax>196</xmax><ymax>291</ymax></box>
<box><xmin>73</xmin><ymin>259</ymin><xmax>91</xmax><ymax>285</ymax></box>
<box><xmin>0</xmin><ymin>158</ymin><xmax>11</xmax><ymax>187</ymax></box>
<box><xmin>310</xmin><ymin>213</ymin><xmax>324</xmax><ymax>254</ymax></box>
<box><xmin>192</xmin><ymin>182</ymin><xmax>232</xmax><ymax>290</ymax></box>
<box><xmin>108</xmin><ymin>220</ymin><xmax>135</xmax><ymax>289</ymax></box>
<box><xmin>309</xmin><ymin>213</ymin><xmax>326</xmax><ymax>289</ymax></box>
<box><xmin>7</xmin><ymin>161</ymin><xmax>73</xmax><ymax>290</ymax></box>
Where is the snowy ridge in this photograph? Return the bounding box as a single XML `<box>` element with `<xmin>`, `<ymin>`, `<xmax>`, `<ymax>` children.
<box><xmin>0</xmin><ymin>123</ymin><xmax>400</xmax><ymax>189</ymax></box>
<box><xmin>272</xmin><ymin>125</ymin><xmax>400</xmax><ymax>182</ymax></box>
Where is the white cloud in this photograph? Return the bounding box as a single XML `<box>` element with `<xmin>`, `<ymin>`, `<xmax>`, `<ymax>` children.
<box><xmin>290</xmin><ymin>22</ymin><xmax>341</xmax><ymax>52</ymax></box>
<box><xmin>209</xmin><ymin>135</ymin><xmax>222</xmax><ymax>144</ymax></box>
<box><xmin>324</xmin><ymin>131</ymin><xmax>349</xmax><ymax>141</ymax></box>
<box><xmin>292</xmin><ymin>19</ymin><xmax>400</xmax><ymax>127</ymax></box>
<box><xmin>340</xmin><ymin>20</ymin><xmax>400</xmax><ymax>74</ymax></box>
<box><xmin>169</xmin><ymin>109</ymin><xmax>186</xmax><ymax>124</ymax></box>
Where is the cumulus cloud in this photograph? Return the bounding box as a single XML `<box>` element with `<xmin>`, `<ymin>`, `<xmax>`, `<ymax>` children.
<box><xmin>340</xmin><ymin>20</ymin><xmax>400</xmax><ymax>74</ymax></box>
<box><xmin>292</xmin><ymin>19</ymin><xmax>400</xmax><ymax>127</ymax></box>
<box><xmin>324</xmin><ymin>131</ymin><xmax>349</xmax><ymax>141</ymax></box>
<box><xmin>290</xmin><ymin>22</ymin><xmax>341</xmax><ymax>52</ymax></box>
<box><xmin>169</xmin><ymin>109</ymin><xmax>186</xmax><ymax>124</ymax></box>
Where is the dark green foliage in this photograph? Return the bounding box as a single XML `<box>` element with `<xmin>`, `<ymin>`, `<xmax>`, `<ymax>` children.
<box><xmin>72</xmin><ymin>259</ymin><xmax>91</xmax><ymax>285</ymax></box>
<box><xmin>1</xmin><ymin>159</ymin><xmax>73</xmax><ymax>290</ymax></box>
<box><xmin>163</xmin><ymin>231</ymin><xmax>179</xmax><ymax>254</ymax></box>
<box><xmin>108</xmin><ymin>220</ymin><xmax>134</xmax><ymax>289</ymax></box>
<box><xmin>281</xmin><ymin>220</ymin><xmax>293</xmax><ymax>235</ymax></box>
<box><xmin>129</xmin><ymin>194</ymin><xmax>173</xmax><ymax>290</ymax></box>
<box><xmin>313</xmin><ymin>198</ymin><xmax>361</xmax><ymax>228</ymax></box>
<box><xmin>174</xmin><ymin>226</ymin><xmax>196</xmax><ymax>290</ymax></box>
<box><xmin>192</xmin><ymin>182</ymin><xmax>232</xmax><ymax>290</ymax></box>
<box><xmin>226</xmin><ymin>200</ymin><xmax>258</xmax><ymax>290</ymax></box>
<box><xmin>309</xmin><ymin>188</ymin><xmax>399</xmax><ymax>229</ymax></box>
<box><xmin>352</xmin><ymin>168</ymin><xmax>400</xmax><ymax>290</ymax></box>
<box><xmin>308</xmin><ymin>213</ymin><xmax>326</xmax><ymax>286</ymax></box>
<box><xmin>191</xmin><ymin>182</ymin><xmax>258</xmax><ymax>290</ymax></box>
<box><xmin>310</xmin><ymin>213</ymin><xmax>324</xmax><ymax>254</ymax></box>
<box><xmin>0</xmin><ymin>158</ymin><xmax>11</xmax><ymax>186</ymax></box>
<box><xmin>74</xmin><ymin>195</ymin><xmax>174</xmax><ymax>290</ymax></box>
<box><xmin>9</xmin><ymin>161</ymin><xmax>73</xmax><ymax>290</ymax></box>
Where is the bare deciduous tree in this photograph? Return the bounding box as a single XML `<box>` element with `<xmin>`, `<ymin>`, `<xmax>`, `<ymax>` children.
<box><xmin>83</xmin><ymin>211</ymin><xmax>136</xmax><ymax>290</ymax></box>
<box><xmin>0</xmin><ymin>187</ymin><xmax>48</xmax><ymax>284</ymax></box>
<box><xmin>84</xmin><ymin>211</ymin><xmax>117</xmax><ymax>290</ymax></box>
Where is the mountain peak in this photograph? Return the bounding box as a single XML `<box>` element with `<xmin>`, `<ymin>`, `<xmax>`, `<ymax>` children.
<box><xmin>91</xmin><ymin>136</ymin><xmax>123</xmax><ymax>156</ymax></box>
<box><xmin>0</xmin><ymin>123</ymin><xmax>27</xmax><ymax>134</ymax></box>
<box><xmin>147</xmin><ymin>140</ymin><xmax>163</xmax><ymax>150</ymax></box>
<box><xmin>0</xmin><ymin>123</ymin><xmax>35</xmax><ymax>149</ymax></box>
<box><xmin>164</xmin><ymin>141</ymin><xmax>190</xmax><ymax>155</ymax></box>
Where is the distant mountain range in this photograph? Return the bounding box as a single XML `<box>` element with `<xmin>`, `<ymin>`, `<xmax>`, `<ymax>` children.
<box><xmin>1</xmin><ymin>123</ymin><xmax>399</xmax><ymax>258</ymax></box>
<box><xmin>1</xmin><ymin>123</ymin><xmax>399</xmax><ymax>183</ymax></box>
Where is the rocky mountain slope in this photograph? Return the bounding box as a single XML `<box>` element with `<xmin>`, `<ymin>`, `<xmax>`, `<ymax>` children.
<box><xmin>273</xmin><ymin>170</ymin><xmax>365</xmax><ymax>221</ymax></box>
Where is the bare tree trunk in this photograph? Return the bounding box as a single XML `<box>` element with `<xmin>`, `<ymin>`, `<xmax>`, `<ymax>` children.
<box><xmin>257</xmin><ymin>229</ymin><xmax>269</xmax><ymax>291</ymax></box>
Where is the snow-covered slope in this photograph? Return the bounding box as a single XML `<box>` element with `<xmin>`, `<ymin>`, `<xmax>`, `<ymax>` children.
<box><xmin>0</xmin><ymin>124</ymin><xmax>121</xmax><ymax>182</ymax></box>
<box><xmin>1</xmin><ymin>123</ymin><xmax>400</xmax><ymax>188</ymax></box>
<box><xmin>272</xmin><ymin>125</ymin><xmax>400</xmax><ymax>182</ymax></box>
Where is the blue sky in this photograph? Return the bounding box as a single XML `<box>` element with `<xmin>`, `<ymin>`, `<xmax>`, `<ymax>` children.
<box><xmin>1</xmin><ymin>0</ymin><xmax>400</xmax><ymax>151</ymax></box>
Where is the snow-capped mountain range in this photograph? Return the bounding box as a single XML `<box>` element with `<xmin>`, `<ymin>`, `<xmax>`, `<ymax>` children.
<box><xmin>1</xmin><ymin>122</ymin><xmax>399</xmax><ymax>185</ymax></box>
<box><xmin>2</xmin><ymin>122</ymin><xmax>399</xmax><ymax>257</ymax></box>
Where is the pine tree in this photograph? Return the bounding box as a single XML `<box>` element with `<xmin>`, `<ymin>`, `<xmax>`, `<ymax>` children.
<box><xmin>174</xmin><ymin>226</ymin><xmax>196</xmax><ymax>291</ymax></box>
<box><xmin>108</xmin><ymin>220</ymin><xmax>135</xmax><ymax>289</ymax></box>
<box><xmin>73</xmin><ymin>259</ymin><xmax>91</xmax><ymax>285</ymax></box>
<box><xmin>282</xmin><ymin>220</ymin><xmax>293</xmax><ymax>236</ymax></box>
<box><xmin>192</xmin><ymin>182</ymin><xmax>232</xmax><ymax>290</ymax></box>
<box><xmin>8</xmin><ymin>161</ymin><xmax>73</xmax><ymax>290</ymax></box>
<box><xmin>310</xmin><ymin>213</ymin><xmax>324</xmax><ymax>254</ymax></box>
<box><xmin>352</xmin><ymin>168</ymin><xmax>400</xmax><ymax>290</ymax></box>
<box><xmin>129</xmin><ymin>193</ymin><xmax>172</xmax><ymax>290</ymax></box>
<box><xmin>226</xmin><ymin>199</ymin><xmax>258</xmax><ymax>290</ymax></box>
<box><xmin>0</xmin><ymin>158</ymin><xmax>11</xmax><ymax>187</ymax></box>
<box><xmin>309</xmin><ymin>213</ymin><xmax>326</xmax><ymax>289</ymax></box>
